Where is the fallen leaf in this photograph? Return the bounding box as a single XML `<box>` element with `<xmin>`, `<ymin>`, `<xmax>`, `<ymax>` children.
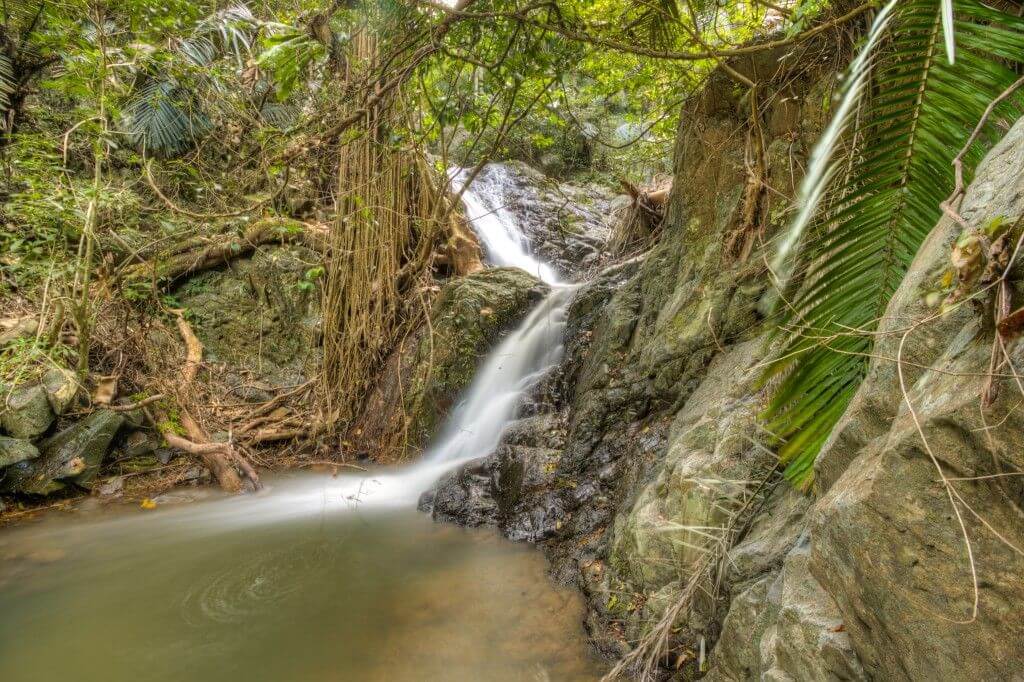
<box><xmin>998</xmin><ymin>306</ymin><xmax>1024</xmax><ymax>340</ymax></box>
<box><xmin>92</xmin><ymin>375</ymin><xmax>118</xmax><ymax>406</ymax></box>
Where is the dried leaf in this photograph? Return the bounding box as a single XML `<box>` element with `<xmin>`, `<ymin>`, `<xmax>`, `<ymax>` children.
<box><xmin>998</xmin><ymin>306</ymin><xmax>1024</xmax><ymax>339</ymax></box>
<box><xmin>92</xmin><ymin>375</ymin><xmax>118</xmax><ymax>406</ymax></box>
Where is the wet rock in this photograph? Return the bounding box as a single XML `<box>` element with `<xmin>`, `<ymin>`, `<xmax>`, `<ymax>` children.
<box><xmin>0</xmin><ymin>436</ymin><xmax>39</xmax><ymax>467</ymax></box>
<box><xmin>465</xmin><ymin>162</ymin><xmax>614</xmax><ymax>281</ymax></box>
<box><xmin>0</xmin><ymin>384</ymin><xmax>55</xmax><ymax>439</ymax></box>
<box><xmin>420</xmin><ymin>457</ymin><xmax>499</xmax><ymax>527</ymax></box>
<box><xmin>2</xmin><ymin>410</ymin><xmax>124</xmax><ymax>495</ymax></box>
<box><xmin>500</xmin><ymin>413</ymin><xmax>565</xmax><ymax>449</ymax></box>
<box><xmin>41</xmin><ymin>367</ymin><xmax>79</xmax><ymax>415</ymax></box>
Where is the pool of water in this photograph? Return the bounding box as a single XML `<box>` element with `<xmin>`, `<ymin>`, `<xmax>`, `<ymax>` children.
<box><xmin>0</xmin><ymin>474</ymin><xmax>604</xmax><ymax>681</ymax></box>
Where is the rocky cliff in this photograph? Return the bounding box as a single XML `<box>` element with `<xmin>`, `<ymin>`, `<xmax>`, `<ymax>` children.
<box><xmin>422</xmin><ymin>33</ymin><xmax>1024</xmax><ymax>680</ymax></box>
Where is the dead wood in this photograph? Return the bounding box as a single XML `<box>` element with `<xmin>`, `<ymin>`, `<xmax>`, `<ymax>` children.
<box><xmin>146</xmin><ymin>313</ymin><xmax>261</xmax><ymax>493</ymax></box>
<box><xmin>122</xmin><ymin>218</ymin><xmax>312</xmax><ymax>290</ymax></box>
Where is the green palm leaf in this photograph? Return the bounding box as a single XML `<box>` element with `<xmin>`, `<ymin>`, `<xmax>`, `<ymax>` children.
<box><xmin>123</xmin><ymin>79</ymin><xmax>212</xmax><ymax>158</ymax></box>
<box><xmin>0</xmin><ymin>54</ymin><xmax>14</xmax><ymax>114</ymax></box>
<box><xmin>765</xmin><ymin>0</ymin><xmax>1024</xmax><ymax>489</ymax></box>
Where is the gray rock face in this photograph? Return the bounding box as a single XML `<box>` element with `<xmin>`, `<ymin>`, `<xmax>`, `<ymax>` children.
<box><xmin>423</xmin><ymin>43</ymin><xmax>1024</xmax><ymax>682</ymax></box>
<box><xmin>0</xmin><ymin>436</ymin><xmax>39</xmax><ymax>467</ymax></box>
<box><xmin>1</xmin><ymin>410</ymin><xmax>124</xmax><ymax>494</ymax></box>
<box><xmin>1</xmin><ymin>384</ymin><xmax>55</xmax><ymax>439</ymax></box>
<box><xmin>710</xmin><ymin>537</ymin><xmax>866</xmax><ymax>682</ymax></box>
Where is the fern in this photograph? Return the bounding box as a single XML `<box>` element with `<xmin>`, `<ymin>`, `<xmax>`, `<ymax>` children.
<box><xmin>765</xmin><ymin>0</ymin><xmax>1024</xmax><ymax>489</ymax></box>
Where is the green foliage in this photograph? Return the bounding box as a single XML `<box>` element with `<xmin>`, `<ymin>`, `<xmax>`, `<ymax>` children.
<box><xmin>764</xmin><ymin>0</ymin><xmax>1024</xmax><ymax>489</ymax></box>
<box><xmin>257</xmin><ymin>26</ymin><xmax>328</xmax><ymax>100</ymax></box>
<box><xmin>124</xmin><ymin>79</ymin><xmax>213</xmax><ymax>158</ymax></box>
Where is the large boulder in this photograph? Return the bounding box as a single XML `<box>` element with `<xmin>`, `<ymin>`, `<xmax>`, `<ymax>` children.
<box><xmin>174</xmin><ymin>244</ymin><xmax>321</xmax><ymax>397</ymax></box>
<box><xmin>0</xmin><ymin>384</ymin><xmax>55</xmax><ymax>439</ymax></box>
<box><xmin>0</xmin><ymin>436</ymin><xmax>38</xmax><ymax>467</ymax></box>
<box><xmin>1</xmin><ymin>410</ymin><xmax>124</xmax><ymax>495</ymax></box>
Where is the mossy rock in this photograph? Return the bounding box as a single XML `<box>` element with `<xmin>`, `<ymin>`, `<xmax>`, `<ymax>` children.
<box><xmin>0</xmin><ymin>384</ymin><xmax>55</xmax><ymax>439</ymax></box>
<box><xmin>1</xmin><ymin>410</ymin><xmax>124</xmax><ymax>495</ymax></box>
<box><xmin>174</xmin><ymin>245</ymin><xmax>320</xmax><ymax>391</ymax></box>
<box><xmin>350</xmin><ymin>267</ymin><xmax>547</xmax><ymax>460</ymax></box>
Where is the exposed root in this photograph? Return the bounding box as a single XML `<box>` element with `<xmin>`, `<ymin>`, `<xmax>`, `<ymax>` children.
<box><xmin>144</xmin><ymin>312</ymin><xmax>261</xmax><ymax>493</ymax></box>
<box><xmin>607</xmin><ymin>178</ymin><xmax>670</xmax><ymax>257</ymax></box>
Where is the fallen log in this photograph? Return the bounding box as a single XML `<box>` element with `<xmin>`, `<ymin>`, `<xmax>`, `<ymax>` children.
<box><xmin>122</xmin><ymin>218</ymin><xmax>313</xmax><ymax>290</ymax></box>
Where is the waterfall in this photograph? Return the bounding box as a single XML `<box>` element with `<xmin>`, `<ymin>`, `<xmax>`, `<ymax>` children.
<box><xmin>450</xmin><ymin>166</ymin><xmax>560</xmax><ymax>285</ymax></box>
<box><xmin>304</xmin><ymin>164</ymin><xmax>573</xmax><ymax>508</ymax></box>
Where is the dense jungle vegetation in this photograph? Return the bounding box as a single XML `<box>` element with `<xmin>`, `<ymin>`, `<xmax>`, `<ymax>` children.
<box><xmin>4</xmin><ymin>0</ymin><xmax>1024</xmax><ymax>494</ymax></box>
<box><xmin>5</xmin><ymin>0</ymin><xmax>1024</xmax><ymax>679</ymax></box>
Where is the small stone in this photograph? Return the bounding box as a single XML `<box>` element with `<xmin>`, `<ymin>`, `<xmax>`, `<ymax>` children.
<box><xmin>0</xmin><ymin>384</ymin><xmax>55</xmax><ymax>439</ymax></box>
<box><xmin>0</xmin><ymin>436</ymin><xmax>39</xmax><ymax>467</ymax></box>
<box><xmin>96</xmin><ymin>476</ymin><xmax>124</xmax><ymax>497</ymax></box>
<box><xmin>41</xmin><ymin>367</ymin><xmax>79</xmax><ymax>415</ymax></box>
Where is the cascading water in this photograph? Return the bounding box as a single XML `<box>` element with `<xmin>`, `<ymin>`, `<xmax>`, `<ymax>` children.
<box><xmin>332</xmin><ymin>164</ymin><xmax>574</xmax><ymax>506</ymax></box>
<box><xmin>450</xmin><ymin>166</ymin><xmax>560</xmax><ymax>285</ymax></box>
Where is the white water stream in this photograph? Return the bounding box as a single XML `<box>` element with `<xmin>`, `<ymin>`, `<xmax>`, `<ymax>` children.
<box><xmin>193</xmin><ymin>163</ymin><xmax>573</xmax><ymax>517</ymax></box>
<box><xmin>450</xmin><ymin>166</ymin><xmax>561</xmax><ymax>285</ymax></box>
<box><xmin>319</xmin><ymin>165</ymin><xmax>573</xmax><ymax>508</ymax></box>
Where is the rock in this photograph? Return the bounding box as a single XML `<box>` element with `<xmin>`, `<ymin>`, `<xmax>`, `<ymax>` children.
<box><xmin>0</xmin><ymin>317</ymin><xmax>39</xmax><ymax>347</ymax></box>
<box><xmin>708</xmin><ymin>537</ymin><xmax>866</xmax><ymax>682</ymax></box>
<box><xmin>96</xmin><ymin>475</ymin><xmax>124</xmax><ymax>497</ymax></box>
<box><xmin>0</xmin><ymin>384</ymin><xmax>55</xmax><ymax>439</ymax></box>
<box><xmin>41</xmin><ymin>367</ymin><xmax>79</xmax><ymax>415</ymax></box>
<box><xmin>0</xmin><ymin>436</ymin><xmax>39</xmax><ymax>467</ymax></box>
<box><xmin>174</xmin><ymin>245</ymin><xmax>320</xmax><ymax>391</ymax></box>
<box><xmin>419</xmin><ymin>457</ymin><xmax>499</xmax><ymax>527</ymax></box>
<box><xmin>2</xmin><ymin>410</ymin><xmax>124</xmax><ymax>495</ymax></box>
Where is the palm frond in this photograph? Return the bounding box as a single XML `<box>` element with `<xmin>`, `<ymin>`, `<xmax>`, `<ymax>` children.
<box><xmin>177</xmin><ymin>35</ymin><xmax>219</xmax><ymax>67</ymax></box>
<box><xmin>764</xmin><ymin>0</ymin><xmax>1024</xmax><ymax>489</ymax></box>
<box><xmin>259</xmin><ymin>101</ymin><xmax>299</xmax><ymax>129</ymax></box>
<box><xmin>123</xmin><ymin>79</ymin><xmax>212</xmax><ymax>158</ymax></box>
<box><xmin>193</xmin><ymin>3</ymin><xmax>259</xmax><ymax>65</ymax></box>
<box><xmin>256</xmin><ymin>27</ymin><xmax>326</xmax><ymax>100</ymax></box>
<box><xmin>0</xmin><ymin>53</ymin><xmax>14</xmax><ymax>115</ymax></box>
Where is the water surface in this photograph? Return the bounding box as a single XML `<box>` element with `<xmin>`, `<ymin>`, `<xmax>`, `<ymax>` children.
<box><xmin>0</xmin><ymin>474</ymin><xmax>603</xmax><ymax>682</ymax></box>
